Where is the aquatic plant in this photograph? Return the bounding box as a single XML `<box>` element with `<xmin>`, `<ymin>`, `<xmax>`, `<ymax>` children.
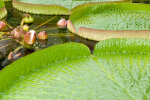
<box><xmin>0</xmin><ymin>0</ymin><xmax>7</xmax><ymax>19</ymax></box>
<box><xmin>0</xmin><ymin>21</ymin><xmax>6</xmax><ymax>30</ymax></box>
<box><xmin>0</xmin><ymin>38</ymin><xmax>150</xmax><ymax>99</ymax></box>
<box><xmin>2</xmin><ymin>0</ymin><xmax>12</xmax><ymax>1</ymax></box>
<box><xmin>68</xmin><ymin>3</ymin><xmax>150</xmax><ymax>41</ymax></box>
<box><xmin>12</xmin><ymin>0</ymin><xmax>130</xmax><ymax>15</ymax></box>
<box><xmin>22</xmin><ymin>25</ymin><xmax>29</xmax><ymax>32</ymax></box>
<box><xmin>57</xmin><ymin>18</ymin><xmax>67</xmax><ymax>28</ymax></box>
<box><xmin>24</xmin><ymin>30</ymin><xmax>36</xmax><ymax>45</ymax></box>
<box><xmin>38</xmin><ymin>31</ymin><xmax>48</xmax><ymax>40</ymax></box>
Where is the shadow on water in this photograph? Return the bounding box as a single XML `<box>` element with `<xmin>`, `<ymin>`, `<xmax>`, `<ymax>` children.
<box><xmin>132</xmin><ymin>0</ymin><xmax>150</xmax><ymax>4</ymax></box>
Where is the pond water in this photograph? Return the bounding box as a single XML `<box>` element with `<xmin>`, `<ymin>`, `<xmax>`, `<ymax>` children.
<box><xmin>0</xmin><ymin>1</ymin><xmax>98</xmax><ymax>69</ymax></box>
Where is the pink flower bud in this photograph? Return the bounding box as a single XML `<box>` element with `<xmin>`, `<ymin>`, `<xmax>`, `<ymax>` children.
<box><xmin>24</xmin><ymin>30</ymin><xmax>36</xmax><ymax>45</ymax></box>
<box><xmin>38</xmin><ymin>31</ymin><xmax>48</xmax><ymax>40</ymax></box>
<box><xmin>0</xmin><ymin>21</ymin><xmax>6</xmax><ymax>30</ymax></box>
<box><xmin>57</xmin><ymin>18</ymin><xmax>66</xmax><ymax>27</ymax></box>
<box><xmin>11</xmin><ymin>28</ymin><xmax>21</xmax><ymax>39</ymax></box>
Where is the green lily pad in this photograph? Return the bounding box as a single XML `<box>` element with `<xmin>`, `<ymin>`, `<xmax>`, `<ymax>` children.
<box><xmin>12</xmin><ymin>0</ymin><xmax>130</xmax><ymax>15</ymax></box>
<box><xmin>2</xmin><ymin>0</ymin><xmax>12</xmax><ymax>1</ymax></box>
<box><xmin>0</xmin><ymin>38</ymin><xmax>150</xmax><ymax>99</ymax></box>
<box><xmin>0</xmin><ymin>0</ymin><xmax>7</xmax><ymax>19</ymax></box>
<box><xmin>68</xmin><ymin>3</ymin><xmax>150</xmax><ymax>41</ymax></box>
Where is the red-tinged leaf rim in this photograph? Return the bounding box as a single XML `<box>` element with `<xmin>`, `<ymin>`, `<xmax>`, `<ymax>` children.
<box><xmin>68</xmin><ymin>3</ymin><xmax>150</xmax><ymax>41</ymax></box>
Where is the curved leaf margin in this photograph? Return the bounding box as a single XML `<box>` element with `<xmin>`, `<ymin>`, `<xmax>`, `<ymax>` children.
<box><xmin>12</xmin><ymin>0</ymin><xmax>70</xmax><ymax>15</ymax></box>
<box><xmin>0</xmin><ymin>39</ymin><xmax>150</xmax><ymax>99</ymax></box>
<box><xmin>71</xmin><ymin>0</ymin><xmax>131</xmax><ymax>13</ymax></box>
<box><xmin>0</xmin><ymin>42</ymin><xmax>91</xmax><ymax>92</ymax></box>
<box><xmin>0</xmin><ymin>0</ymin><xmax>7</xmax><ymax>19</ymax></box>
<box><xmin>12</xmin><ymin>0</ymin><xmax>130</xmax><ymax>15</ymax></box>
<box><xmin>68</xmin><ymin>3</ymin><xmax>150</xmax><ymax>41</ymax></box>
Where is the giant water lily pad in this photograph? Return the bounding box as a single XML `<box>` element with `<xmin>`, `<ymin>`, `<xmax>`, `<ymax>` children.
<box><xmin>0</xmin><ymin>38</ymin><xmax>150</xmax><ymax>99</ymax></box>
<box><xmin>68</xmin><ymin>3</ymin><xmax>150</xmax><ymax>41</ymax></box>
<box><xmin>12</xmin><ymin>0</ymin><xmax>130</xmax><ymax>15</ymax></box>
<box><xmin>0</xmin><ymin>0</ymin><xmax>7</xmax><ymax>19</ymax></box>
<box><xmin>2</xmin><ymin>0</ymin><xmax>12</xmax><ymax>1</ymax></box>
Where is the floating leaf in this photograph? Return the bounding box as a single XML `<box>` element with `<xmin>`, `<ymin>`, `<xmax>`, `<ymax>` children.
<box><xmin>0</xmin><ymin>38</ymin><xmax>150</xmax><ymax>100</ymax></box>
<box><xmin>68</xmin><ymin>3</ymin><xmax>150</xmax><ymax>41</ymax></box>
<box><xmin>12</xmin><ymin>0</ymin><xmax>130</xmax><ymax>15</ymax></box>
<box><xmin>0</xmin><ymin>0</ymin><xmax>7</xmax><ymax>19</ymax></box>
<box><xmin>2</xmin><ymin>0</ymin><xmax>12</xmax><ymax>2</ymax></box>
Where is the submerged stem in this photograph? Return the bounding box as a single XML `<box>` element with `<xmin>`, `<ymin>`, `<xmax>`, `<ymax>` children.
<box><xmin>36</xmin><ymin>27</ymin><xmax>57</xmax><ymax>33</ymax></box>
<box><xmin>32</xmin><ymin>16</ymin><xmax>57</xmax><ymax>30</ymax></box>
<box><xmin>2</xmin><ymin>20</ymin><xmax>12</xmax><ymax>29</ymax></box>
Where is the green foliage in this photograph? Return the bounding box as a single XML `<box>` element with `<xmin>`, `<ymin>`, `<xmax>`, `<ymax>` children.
<box><xmin>0</xmin><ymin>39</ymin><xmax>150</xmax><ymax>99</ymax></box>
<box><xmin>93</xmin><ymin>38</ymin><xmax>150</xmax><ymax>55</ymax></box>
<box><xmin>0</xmin><ymin>0</ymin><xmax>4</xmax><ymax>8</ymax></box>
<box><xmin>0</xmin><ymin>0</ymin><xmax>7</xmax><ymax>19</ymax></box>
<box><xmin>1</xmin><ymin>0</ymin><xmax>12</xmax><ymax>2</ymax></box>
<box><xmin>16</xmin><ymin>0</ymin><xmax>127</xmax><ymax>10</ymax></box>
<box><xmin>13</xmin><ymin>0</ymin><xmax>70</xmax><ymax>15</ymax></box>
<box><xmin>70</xmin><ymin>3</ymin><xmax>150</xmax><ymax>30</ymax></box>
<box><xmin>13</xmin><ymin>0</ymin><xmax>129</xmax><ymax>15</ymax></box>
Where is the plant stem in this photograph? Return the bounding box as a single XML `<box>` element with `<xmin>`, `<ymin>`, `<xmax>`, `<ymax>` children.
<box><xmin>32</xmin><ymin>16</ymin><xmax>57</xmax><ymax>30</ymax></box>
<box><xmin>2</xmin><ymin>20</ymin><xmax>12</xmax><ymax>29</ymax></box>
<box><xmin>20</xmin><ymin>18</ymin><xmax>25</xmax><ymax>27</ymax></box>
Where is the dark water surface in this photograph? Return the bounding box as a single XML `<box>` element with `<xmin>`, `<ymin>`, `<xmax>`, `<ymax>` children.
<box><xmin>0</xmin><ymin>2</ymin><xmax>98</xmax><ymax>68</ymax></box>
